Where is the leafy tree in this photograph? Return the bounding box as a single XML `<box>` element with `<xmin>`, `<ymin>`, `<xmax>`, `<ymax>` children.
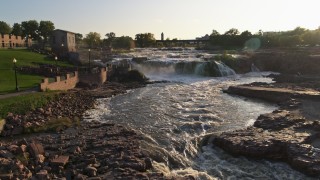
<box><xmin>302</xmin><ymin>29</ymin><xmax>320</xmax><ymax>46</ymax></box>
<box><xmin>0</xmin><ymin>21</ymin><xmax>12</xmax><ymax>34</ymax></box>
<box><xmin>11</xmin><ymin>23</ymin><xmax>22</xmax><ymax>36</ymax></box>
<box><xmin>38</xmin><ymin>21</ymin><xmax>55</xmax><ymax>48</ymax></box>
<box><xmin>104</xmin><ymin>32</ymin><xmax>116</xmax><ymax>47</ymax></box>
<box><xmin>135</xmin><ymin>34</ymin><xmax>143</xmax><ymax>47</ymax></box>
<box><xmin>21</xmin><ymin>20</ymin><xmax>40</xmax><ymax>46</ymax></box>
<box><xmin>75</xmin><ymin>33</ymin><xmax>83</xmax><ymax>45</ymax></box>
<box><xmin>112</xmin><ymin>36</ymin><xmax>135</xmax><ymax>49</ymax></box>
<box><xmin>105</xmin><ymin>32</ymin><xmax>116</xmax><ymax>40</ymax></box>
<box><xmin>83</xmin><ymin>32</ymin><xmax>101</xmax><ymax>48</ymax></box>
<box><xmin>240</xmin><ymin>30</ymin><xmax>252</xmax><ymax>37</ymax></box>
<box><xmin>135</xmin><ymin>33</ymin><xmax>156</xmax><ymax>47</ymax></box>
<box><xmin>210</xmin><ymin>29</ymin><xmax>220</xmax><ymax>36</ymax></box>
<box><xmin>257</xmin><ymin>29</ymin><xmax>263</xmax><ymax>36</ymax></box>
<box><xmin>224</xmin><ymin>28</ymin><xmax>240</xmax><ymax>36</ymax></box>
<box><xmin>290</xmin><ymin>26</ymin><xmax>306</xmax><ymax>36</ymax></box>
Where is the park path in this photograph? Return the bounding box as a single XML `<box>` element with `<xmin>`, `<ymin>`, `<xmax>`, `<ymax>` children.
<box><xmin>0</xmin><ymin>87</ymin><xmax>39</xmax><ymax>99</ymax></box>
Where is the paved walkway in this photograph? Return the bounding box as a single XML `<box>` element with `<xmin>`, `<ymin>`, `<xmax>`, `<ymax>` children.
<box><xmin>0</xmin><ymin>87</ymin><xmax>39</xmax><ymax>99</ymax></box>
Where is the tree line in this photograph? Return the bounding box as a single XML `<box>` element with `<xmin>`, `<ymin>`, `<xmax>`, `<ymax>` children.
<box><xmin>82</xmin><ymin>32</ymin><xmax>157</xmax><ymax>49</ymax></box>
<box><xmin>209</xmin><ymin>27</ymin><xmax>320</xmax><ymax>49</ymax></box>
<box><xmin>2</xmin><ymin>20</ymin><xmax>319</xmax><ymax>50</ymax></box>
<box><xmin>0</xmin><ymin>20</ymin><xmax>55</xmax><ymax>48</ymax></box>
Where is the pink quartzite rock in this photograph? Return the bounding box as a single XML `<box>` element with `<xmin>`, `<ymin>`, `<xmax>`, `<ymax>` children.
<box><xmin>29</xmin><ymin>142</ymin><xmax>45</xmax><ymax>158</ymax></box>
<box><xmin>50</xmin><ymin>155</ymin><xmax>69</xmax><ymax>166</ymax></box>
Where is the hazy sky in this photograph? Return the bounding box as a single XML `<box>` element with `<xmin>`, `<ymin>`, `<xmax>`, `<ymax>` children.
<box><xmin>1</xmin><ymin>0</ymin><xmax>319</xmax><ymax>39</ymax></box>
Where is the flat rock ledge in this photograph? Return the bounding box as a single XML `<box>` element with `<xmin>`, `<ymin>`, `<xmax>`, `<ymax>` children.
<box><xmin>0</xmin><ymin>121</ymin><xmax>165</xmax><ymax>179</ymax></box>
<box><xmin>213</xmin><ymin>85</ymin><xmax>320</xmax><ymax>177</ymax></box>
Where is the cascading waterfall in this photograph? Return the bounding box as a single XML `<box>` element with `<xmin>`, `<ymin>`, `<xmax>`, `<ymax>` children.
<box><xmin>251</xmin><ymin>63</ymin><xmax>260</xmax><ymax>72</ymax></box>
<box><xmin>87</xmin><ymin>49</ymin><xmax>313</xmax><ymax>179</ymax></box>
<box><xmin>132</xmin><ymin>60</ymin><xmax>236</xmax><ymax>77</ymax></box>
<box><xmin>215</xmin><ymin>61</ymin><xmax>236</xmax><ymax>76</ymax></box>
<box><xmin>194</xmin><ymin>63</ymin><xmax>206</xmax><ymax>75</ymax></box>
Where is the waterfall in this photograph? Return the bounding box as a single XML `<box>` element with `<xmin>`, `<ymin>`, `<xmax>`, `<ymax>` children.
<box><xmin>194</xmin><ymin>63</ymin><xmax>206</xmax><ymax>75</ymax></box>
<box><xmin>251</xmin><ymin>63</ymin><xmax>260</xmax><ymax>72</ymax></box>
<box><xmin>132</xmin><ymin>60</ymin><xmax>236</xmax><ymax>77</ymax></box>
<box><xmin>215</xmin><ymin>61</ymin><xmax>236</xmax><ymax>76</ymax></box>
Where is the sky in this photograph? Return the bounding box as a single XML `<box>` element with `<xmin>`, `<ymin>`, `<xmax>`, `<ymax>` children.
<box><xmin>1</xmin><ymin>0</ymin><xmax>319</xmax><ymax>40</ymax></box>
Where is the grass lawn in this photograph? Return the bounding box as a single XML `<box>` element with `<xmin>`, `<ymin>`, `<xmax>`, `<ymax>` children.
<box><xmin>0</xmin><ymin>91</ymin><xmax>58</xmax><ymax>119</ymax></box>
<box><xmin>0</xmin><ymin>48</ymin><xmax>71</xmax><ymax>93</ymax></box>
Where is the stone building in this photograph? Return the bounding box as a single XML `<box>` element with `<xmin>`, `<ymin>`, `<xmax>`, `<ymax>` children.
<box><xmin>51</xmin><ymin>29</ymin><xmax>77</xmax><ymax>56</ymax></box>
<box><xmin>0</xmin><ymin>34</ymin><xmax>32</xmax><ymax>48</ymax></box>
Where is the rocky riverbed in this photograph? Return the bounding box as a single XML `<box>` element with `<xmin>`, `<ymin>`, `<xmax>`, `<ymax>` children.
<box><xmin>212</xmin><ymin>74</ymin><xmax>320</xmax><ymax>177</ymax></box>
<box><xmin>0</xmin><ymin>82</ymin><xmax>172</xmax><ymax>179</ymax></box>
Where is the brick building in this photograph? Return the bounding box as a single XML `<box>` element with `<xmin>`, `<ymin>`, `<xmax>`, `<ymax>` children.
<box><xmin>0</xmin><ymin>34</ymin><xmax>32</xmax><ymax>48</ymax></box>
<box><xmin>51</xmin><ymin>29</ymin><xmax>77</xmax><ymax>56</ymax></box>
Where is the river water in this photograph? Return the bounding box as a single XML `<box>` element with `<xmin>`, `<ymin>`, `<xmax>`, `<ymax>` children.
<box><xmin>85</xmin><ymin>48</ymin><xmax>313</xmax><ymax>179</ymax></box>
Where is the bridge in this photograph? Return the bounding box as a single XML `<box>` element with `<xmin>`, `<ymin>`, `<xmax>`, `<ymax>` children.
<box><xmin>155</xmin><ymin>39</ymin><xmax>210</xmax><ymax>46</ymax></box>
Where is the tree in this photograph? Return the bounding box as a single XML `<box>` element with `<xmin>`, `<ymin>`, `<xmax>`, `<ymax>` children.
<box><xmin>83</xmin><ymin>32</ymin><xmax>101</xmax><ymax>48</ymax></box>
<box><xmin>21</xmin><ymin>20</ymin><xmax>40</xmax><ymax>46</ymax></box>
<box><xmin>105</xmin><ymin>32</ymin><xmax>116</xmax><ymax>40</ymax></box>
<box><xmin>38</xmin><ymin>21</ymin><xmax>55</xmax><ymax>47</ymax></box>
<box><xmin>75</xmin><ymin>33</ymin><xmax>83</xmax><ymax>45</ymax></box>
<box><xmin>11</xmin><ymin>23</ymin><xmax>22</xmax><ymax>36</ymax></box>
<box><xmin>290</xmin><ymin>26</ymin><xmax>306</xmax><ymax>36</ymax></box>
<box><xmin>0</xmin><ymin>21</ymin><xmax>12</xmax><ymax>34</ymax></box>
<box><xmin>240</xmin><ymin>30</ymin><xmax>252</xmax><ymax>37</ymax></box>
<box><xmin>135</xmin><ymin>33</ymin><xmax>156</xmax><ymax>47</ymax></box>
<box><xmin>210</xmin><ymin>29</ymin><xmax>220</xmax><ymax>36</ymax></box>
<box><xmin>112</xmin><ymin>36</ymin><xmax>135</xmax><ymax>49</ymax></box>
<box><xmin>257</xmin><ymin>29</ymin><xmax>263</xmax><ymax>36</ymax></box>
<box><xmin>224</xmin><ymin>28</ymin><xmax>240</xmax><ymax>36</ymax></box>
<box><xmin>104</xmin><ymin>32</ymin><xmax>116</xmax><ymax>47</ymax></box>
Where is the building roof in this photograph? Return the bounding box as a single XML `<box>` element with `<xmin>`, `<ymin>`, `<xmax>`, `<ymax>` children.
<box><xmin>53</xmin><ymin>29</ymin><xmax>77</xmax><ymax>35</ymax></box>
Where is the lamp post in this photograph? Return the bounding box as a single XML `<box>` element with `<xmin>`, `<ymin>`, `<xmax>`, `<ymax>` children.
<box><xmin>13</xmin><ymin>58</ymin><xmax>19</xmax><ymax>91</ymax></box>
<box><xmin>55</xmin><ymin>56</ymin><xmax>58</xmax><ymax>76</ymax></box>
<box><xmin>88</xmin><ymin>49</ymin><xmax>91</xmax><ymax>70</ymax></box>
<box><xmin>61</xmin><ymin>43</ymin><xmax>64</xmax><ymax>58</ymax></box>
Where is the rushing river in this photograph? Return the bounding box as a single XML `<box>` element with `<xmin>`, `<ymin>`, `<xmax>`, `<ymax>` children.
<box><xmin>85</xmin><ymin>48</ymin><xmax>313</xmax><ymax>179</ymax></box>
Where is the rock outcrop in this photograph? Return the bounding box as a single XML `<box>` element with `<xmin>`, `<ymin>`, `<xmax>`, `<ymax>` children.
<box><xmin>212</xmin><ymin>78</ymin><xmax>320</xmax><ymax>177</ymax></box>
<box><xmin>0</xmin><ymin>121</ymin><xmax>164</xmax><ymax>179</ymax></box>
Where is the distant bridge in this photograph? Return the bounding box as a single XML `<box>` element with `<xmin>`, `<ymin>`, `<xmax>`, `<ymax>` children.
<box><xmin>155</xmin><ymin>39</ymin><xmax>210</xmax><ymax>46</ymax></box>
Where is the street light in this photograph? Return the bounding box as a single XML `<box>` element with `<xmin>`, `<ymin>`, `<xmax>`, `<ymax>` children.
<box><xmin>88</xmin><ymin>49</ymin><xmax>91</xmax><ymax>70</ymax></box>
<box><xmin>13</xmin><ymin>58</ymin><xmax>19</xmax><ymax>91</ymax></box>
<box><xmin>61</xmin><ymin>43</ymin><xmax>64</xmax><ymax>58</ymax></box>
<box><xmin>55</xmin><ymin>56</ymin><xmax>58</xmax><ymax>76</ymax></box>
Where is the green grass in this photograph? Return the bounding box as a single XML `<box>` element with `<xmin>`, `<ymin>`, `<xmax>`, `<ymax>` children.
<box><xmin>0</xmin><ymin>49</ymin><xmax>71</xmax><ymax>93</ymax></box>
<box><xmin>24</xmin><ymin>117</ymin><xmax>80</xmax><ymax>133</ymax></box>
<box><xmin>0</xmin><ymin>92</ymin><xmax>58</xmax><ymax>119</ymax></box>
<box><xmin>0</xmin><ymin>119</ymin><xmax>5</xmax><ymax>132</ymax></box>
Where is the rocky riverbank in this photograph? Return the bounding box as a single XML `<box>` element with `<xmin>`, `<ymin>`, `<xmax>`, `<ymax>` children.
<box><xmin>0</xmin><ymin>82</ymin><xmax>170</xmax><ymax>179</ymax></box>
<box><xmin>212</xmin><ymin>74</ymin><xmax>320</xmax><ymax>177</ymax></box>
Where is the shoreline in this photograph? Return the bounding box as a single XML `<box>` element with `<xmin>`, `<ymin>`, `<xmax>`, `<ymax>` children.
<box><xmin>0</xmin><ymin>81</ymin><xmax>167</xmax><ymax>179</ymax></box>
<box><xmin>212</xmin><ymin>74</ymin><xmax>320</xmax><ymax>177</ymax></box>
<box><xmin>2</xmin><ymin>73</ymin><xmax>320</xmax><ymax>178</ymax></box>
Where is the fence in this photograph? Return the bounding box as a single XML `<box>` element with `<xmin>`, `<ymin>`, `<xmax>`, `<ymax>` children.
<box><xmin>40</xmin><ymin>68</ymin><xmax>107</xmax><ymax>91</ymax></box>
<box><xmin>40</xmin><ymin>72</ymin><xmax>79</xmax><ymax>91</ymax></box>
